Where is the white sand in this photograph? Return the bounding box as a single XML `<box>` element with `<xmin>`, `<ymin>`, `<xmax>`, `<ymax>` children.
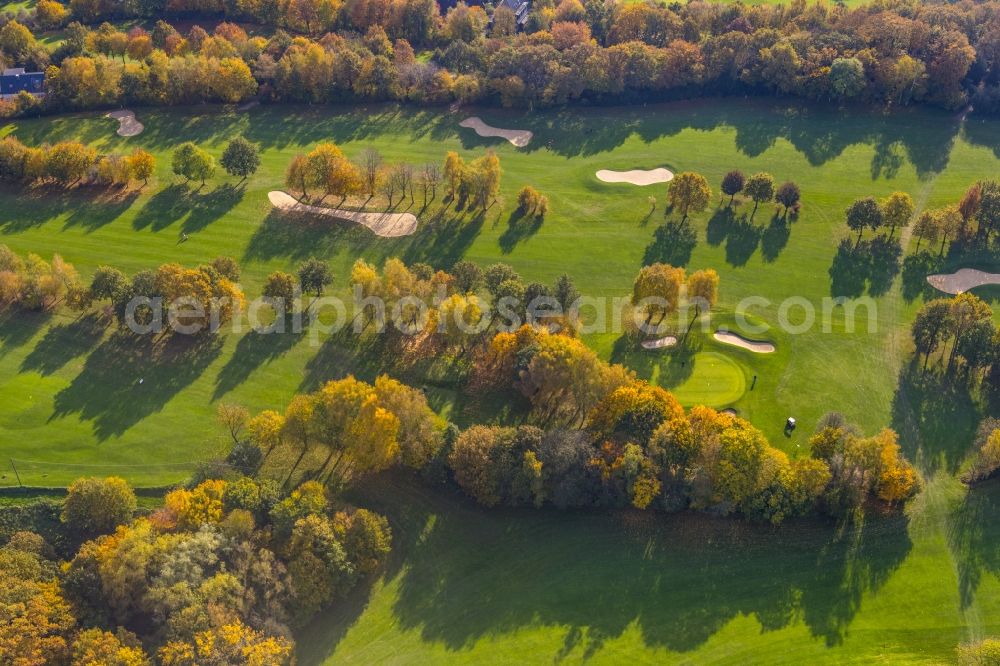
<box><xmin>237</xmin><ymin>100</ymin><xmax>259</xmax><ymax>112</ymax></box>
<box><xmin>641</xmin><ymin>336</ymin><xmax>677</xmax><ymax>350</ymax></box>
<box><xmin>459</xmin><ymin>117</ymin><xmax>533</xmax><ymax>147</ymax></box>
<box><xmin>927</xmin><ymin>268</ymin><xmax>1000</xmax><ymax>295</ymax></box>
<box><xmin>107</xmin><ymin>110</ymin><xmax>143</xmax><ymax>137</ymax></box>
<box><xmin>268</xmin><ymin>191</ymin><xmax>417</xmax><ymax>238</ymax></box>
<box><xmin>713</xmin><ymin>330</ymin><xmax>775</xmax><ymax>353</ymax></box>
<box><xmin>596</xmin><ymin>168</ymin><xmax>674</xmax><ymax>186</ymax></box>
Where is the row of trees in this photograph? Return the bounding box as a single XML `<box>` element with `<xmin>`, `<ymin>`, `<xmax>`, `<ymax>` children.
<box><xmin>844</xmin><ymin>181</ymin><xmax>1000</xmax><ymax>254</ymax></box>
<box><xmin>449</xmin><ymin>362</ymin><xmax>918</xmax><ymax>520</ymax></box>
<box><xmin>4</xmin><ymin>0</ymin><xmax>996</xmax><ymax>115</ymax></box>
<box><xmin>170</xmin><ymin>136</ymin><xmax>260</xmax><ymax>185</ymax></box>
<box><xmin>0</xmin><ymin>245</ymin><xmax>83</xmax><ymax>310</ymax></box>
<box><xmin>720</xmin><ymin>169</ymin><xmax>800</xmax><ymax>217</ymax></box>
<box><xmin>0</xmin><ymin>247</ymin><xmax>247</xmax><ymax>334</ymax></box>
<box><xmin>0</xmin><ymin>136</ymin><xmax>155</xmax><ymax>187</ymax></box>
<box><xmin>631</xmin><ymin>262</ymin><xmax>718</xmax><ymax>328</ymax></box>
<box><xmin>283</xmin><ymin>143</ymin><xmax>504</xmax><ymax>211</ymax></box>
<box><xmin>665</xmin><ymin>170</ymin><xmax>800</xmax><ymax>222</ymax></box>
<box><xmin>0</xmin><ymin>471</ymin><xmax>392</xmax><ymax>664</ymax></box>
<box><xmin>348</xmin><ymin>256</ymin><xmax>581</xmax><ymax>341</ymax></box>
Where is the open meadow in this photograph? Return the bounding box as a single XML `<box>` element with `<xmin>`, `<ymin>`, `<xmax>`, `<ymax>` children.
<box><xmin>4</xmin><ymin>97</ymin><xmax>1000</xmax><ymax>662</ymax></box>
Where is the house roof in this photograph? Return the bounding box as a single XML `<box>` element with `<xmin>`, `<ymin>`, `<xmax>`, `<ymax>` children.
<box><xmin>2</xmin><ymin>68</ymin><xmax>28</xmax><ymax>77</ymax></box>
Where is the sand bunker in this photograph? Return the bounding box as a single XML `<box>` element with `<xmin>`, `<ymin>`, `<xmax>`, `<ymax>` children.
<box><xmin>268</xmin><ymin>191</ymin><xmax>417</xmax><ymax>238</ymax></box>
<box><xmin>459</xmin><ymin>117</ymin><xmax>533</xmax><ymax>147</ymax></box>
<box><xmin>641</xmin><ymin>336</ymin><xmax>677</xmax><ymax>350</ymax></box>
<box><xmin>713</xmin><ymin>330</ymin><xmax>775</xmax><ymax>354</ymax></box>
<box><xmin>927</xmin><ymin>268</ymin><xmax>1000</xmax><ymax>295</ymax></box>
<box><xmin>107</xmin><ymin>109</ymin><xmax>143</xmax><ymax>137</ymax></box>
<box><xmin>596</xmin><ymin>168</ymin><xmax>674</xmax><ymax>186</ymax></box>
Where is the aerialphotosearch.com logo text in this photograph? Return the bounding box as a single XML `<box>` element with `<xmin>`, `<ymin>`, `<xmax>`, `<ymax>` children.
<box><xmin>122</xmin><ymin>287</ymin><xmax>878</xmax><ymax>344</ymax></box>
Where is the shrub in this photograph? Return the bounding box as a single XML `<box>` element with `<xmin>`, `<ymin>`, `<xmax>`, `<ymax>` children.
<box><xmin>61</xmin><ymin>477</ymin><xmax>137</xmax><ymax>536</ymax></box>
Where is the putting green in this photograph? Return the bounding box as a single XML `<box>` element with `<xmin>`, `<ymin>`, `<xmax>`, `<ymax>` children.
<box><xmin>660</xmin><ymin>351</ymin><xmax>746</xmax><ymax>408</ymax></box>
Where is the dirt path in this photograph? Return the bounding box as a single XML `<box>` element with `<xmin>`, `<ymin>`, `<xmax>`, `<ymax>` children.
<box><xmin>268</xmin><ymin>191</ymin><xmax>418</xmax><ymax>238</ymax></box>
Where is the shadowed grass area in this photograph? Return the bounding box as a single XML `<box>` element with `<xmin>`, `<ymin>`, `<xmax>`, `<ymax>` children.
<box><xmin>293</xmin><ymin>471</ymin><xmax>992</xmax><ymax>665</ymax></box>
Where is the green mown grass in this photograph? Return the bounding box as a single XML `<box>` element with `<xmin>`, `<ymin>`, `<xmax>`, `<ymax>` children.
<box><xmin>296</xmin><ymin>470</ymin><xmax>1000</xmax><ymax>664</ymax></box>
<box><xmin>0</xmin><ymin>98</ymin><xmax>995</xmax><ymax>486</ymax></box>
<box><xmin>2</xmin><ymin>93</ymin><xmax>1000</xmax><ymax>664</ymax></box>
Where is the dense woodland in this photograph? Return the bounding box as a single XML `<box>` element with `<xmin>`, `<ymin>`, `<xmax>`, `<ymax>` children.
<box><xmin>4</xmin><ymin>0</ymin><xmax>1000</xmax><ymax>114</ymax></box>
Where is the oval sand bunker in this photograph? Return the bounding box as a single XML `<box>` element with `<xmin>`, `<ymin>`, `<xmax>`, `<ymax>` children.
<box><xmin>269</xmin><ymin>191</ymin><xmax>417</xmax><ymax>238</ymax></box>
<box><xmin>459</xmin><ymin>117</ymin><xmax>533</xmax><ymax>147</ymax></box>
<box><xmin>713</xmin><ymin>330</ymin><xmax>775</xmax><ymax>353</ymax></box>
<box><xmin>927</xmin><ymin>268</ymin><xmax>1000</xmax><ymax>295</ymax></box>
<box><xmin>596</xmin><ymin>168</ymin><xmax>674</xmax><ymax>186</ymax></box>
<box><xmin>107</xmin><ymin>110</ymin><xmax>143</xmax><ymax>137</ymax></box>
<box><xmin>641</xmin><ymin>336</ymin><xmax>677</xmax><ymax>350</ymax></box>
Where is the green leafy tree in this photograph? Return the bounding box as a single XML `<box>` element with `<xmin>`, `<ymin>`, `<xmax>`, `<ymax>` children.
<box><xmin>171</xmin><ymin>142</ymin><xmax>216</xmax><ymax>185</ymax></box>
<box><xmin>829</xmin><ymin>57</ymin><xmax>866</xmax><ymax>98</ymax></box>
<box><xmin>846</xmin><ymin>196</ymin><xmax>883</xmax><ymax>243</ymax></box>
<box><xmin>220</xmin><ymin>136</ymin><xmax>261</xmax><ymax>181</ymax></box>
<box><xmin>297</xmin><ymin>257</ymin><xmax>332</xmax><ymax>297</ymax></box>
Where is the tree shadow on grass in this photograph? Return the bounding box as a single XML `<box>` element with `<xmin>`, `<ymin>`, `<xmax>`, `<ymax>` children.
<box><xmin>212</xmin><ymin>322</ymin><xmax>306</xmax><ymax>401</ymax></box>
<box><xmin>609</xmin><ymin>332</ymin><xmax>697</xmax><ymax>388</ymax></box>
<box><xmin>706</xmin><ymin>207</ymin><xmax>761</xmax><ymax>266</ymax></box>
<box><xmin>243</xmin><ymin>210</ymin><xmax>355</xmax><ymax>262</ymax></box>
<box><xmin>303</xmin><ymin>471</ymin><xmax>911</xmax><ymax>662</ymax></box>
<box><xmin>132</xmin><ymin>182</ymin><xmax>245</xmax><ymax>234</ymax></box>
<box><xmin>0</xmin><ymin>186</ymin><xmax>140</xmax><ymax>234</ymax></box>
<box><xmin>50</xmin><ymin>331</ymin><xmax>223</xmax><ymax>440</ymax></box>
<box><xmin>901</xmin><ymin>250</ymin><xmax>946</xmax><ymax>303</ymax></box>
<box><xmin>0</xmin><ymin>309</ymin><xmax>53</xmax><ymax>357</ymax></box>
<box><xmin>890</xmin><ymin>362</ymin><xmax>980</xmax><ymax>474</ymax></box>
<box><xmin>20</xmin><ymin>313</ymin><xmax>107</xmax><ymax>376</ymax></box>
<box><xmin>829</xmin><ymin>237</ymin><xmax>902</xmax><ymax>298</ymax></box>
<box><xmin>760</xmin><ymin>215</ymin><xmax>791</xmax><ymax>263</ymax></box>
<box><xmin>498</xmin><ymin>208</ymin><xmax>543</xmax><ymax>254</ymax></box>
<box><xmin>950</xmin><ymin>480</ymin><xmax>1000</xmax><ymax>611</ymax></box>
<box><xmin>642</xmin><ymin>219</ymin><xmax>697</xmax><ymax>267</ymax></box>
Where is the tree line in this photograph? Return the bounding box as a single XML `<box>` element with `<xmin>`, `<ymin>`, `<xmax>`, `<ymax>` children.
<box><xmin>0</xmin><ymin>135</ymin><xmax>155</xmax><ymax>187</ymax></box>
<box><xmin>0</xmin><ymin>470</ymin><xmax>391</xmax><ymax>664</ymax></box>
<box><xmin>0</xmin><ymin>245</ymin><xmax>247</xmax><ymax>336</ymax></box>
<box><xmin>284</xmin><ymin>143</ymin><xmax>502</xmax><ymax>212</ymax></box>
<box><xmin>4</xmin><ymin>0</ymin><xmax>1000</xmax><ymax>115</ymax></box>
<box><xmin>668</xmin><ymin>169</ymin><xmax>800</xmax><ymax>222</ymax></box>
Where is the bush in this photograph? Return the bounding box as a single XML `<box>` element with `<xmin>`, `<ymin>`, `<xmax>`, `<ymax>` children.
<box><xmin>958</xmin><ymin>637</ymin><xmax>1000</xmax><ymax>665</ymax></box>
<box><xmin>516</xmin><ymin>185</ymin><xmax>548</xmax><ymax>218</ymax></box>
<box><xmin>962</xmin><ymin>421</ymin><xmax>1000</xmax><ymax>484</ymax></box>
<box><xmin>61</xmin><ymin>477</ymin><xmax>137</xmax><ymax>536</ymax></box>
